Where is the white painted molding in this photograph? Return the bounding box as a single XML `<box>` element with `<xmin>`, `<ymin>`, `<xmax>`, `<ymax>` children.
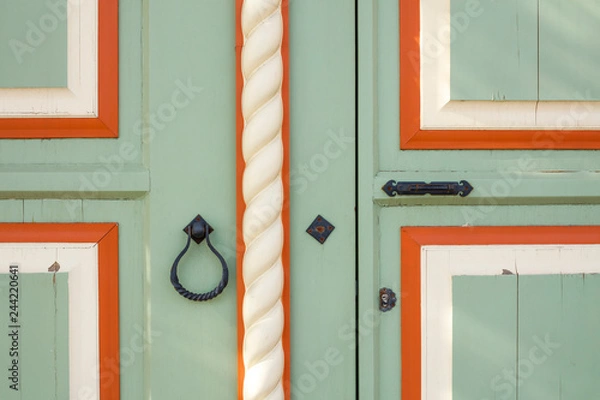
<box><xmin>240</xmin><ymin>0</ymin><xmax>285</xmax><ymax>399</ymax></box>
<box><xmin>0</xmin><ymin>0</ymin><xmax>97</xmax><ymax>117</ymax></box>
<box><xmin>0</xmin><ymin>243</ymin><xmax>99</xmax><ymax>398</ymax></box>
<box><xmin>421</xmin><ymin>244</ymin><xmax>600</xmax><ymax>400</ymax></box>
<box><xmin>420</xmin><ymin>0</ymin><xmax>600</xmax><ymax>129</ymax></box>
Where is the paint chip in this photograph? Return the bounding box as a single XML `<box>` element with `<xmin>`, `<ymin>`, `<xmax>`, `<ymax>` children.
<box><xmin>48</xmin><ymin>262</ymin><xmax>61</xmax><ymax>273</ymax></box>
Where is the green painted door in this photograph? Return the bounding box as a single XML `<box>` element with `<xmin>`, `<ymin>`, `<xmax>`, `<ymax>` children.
<box><xmin>4</xmin><ymin>1</ymin><xmax>600</xmax><ymax>399</ymax></box>
<box><xmin>0</xmin><ymin>0</ymin><xmax>356</xmax><ymax>398</ymax></box>
<box><xmin>148</xmin><ymin>1</ymin><xmax>355</xmax><ymax>398</ymax></box>
<box><xmin>358</xmin><ymin>1</ymin><xmax>600</xmax><ymax>399</ymax></box>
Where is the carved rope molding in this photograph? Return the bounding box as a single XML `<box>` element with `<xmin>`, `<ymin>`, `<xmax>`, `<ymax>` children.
<box><xmin>241</xmin><ymin>1</ymin><xmax>285</xmax><ymax>399</ymax></box>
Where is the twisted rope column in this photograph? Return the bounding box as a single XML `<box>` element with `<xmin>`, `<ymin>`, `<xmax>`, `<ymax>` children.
<box><xmin>241</xmin><ymin>0</ymin><xmax>285</xmax><ymax>399</ymax></box>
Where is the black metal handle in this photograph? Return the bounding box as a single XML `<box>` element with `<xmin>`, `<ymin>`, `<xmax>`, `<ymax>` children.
<box><xmin>382</xmin><ymin>180</ymin><xmax>473</xmax><ymax>197</ymax></box>
<box><xmin>170</xmin><ymin>215</ymin><xmax>229</xmax><ymax>301</ymax></box>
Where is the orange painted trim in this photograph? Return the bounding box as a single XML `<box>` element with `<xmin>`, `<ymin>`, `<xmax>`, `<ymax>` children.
<box><xmin>236</xmin><ymin>2</ymin><xmax>291</xmax><ymax>398</ymax></box>
<box><xmin>0</xmin><ymin>0</ymin><xmax>119</xmax><ymax>139</ymax></box>
<box><xmin>399</xmin><ymin>0</ymin><xmax>600</xmax><ymax>150</ymax></box>
<box><xmin>235</xmin><ymin>1</ymin><xmax>245</xmax><ymax>397</ymax></box>
<box><xmin>281</xmin><ymin>1</ymin><xmax>291</xmax><ymax>398</ymax></box>
<box><xmin>401</xmin><ymin>226</ymin><xmax>600</xmax><ymax>399</ymax></box>
<box><xmin>97</xmin><ymin>225</ymin><xmax>120</xmax><ymax>400</ymax></box>
<box><xmin>0</xmin><ymin>223</ymin><xmax>120</xmax><ymax>399</ymax></box>
<box><xmin>400</xmin><ymin>230</ymin><xmax>422</xmax><ymax>400</ymax></box>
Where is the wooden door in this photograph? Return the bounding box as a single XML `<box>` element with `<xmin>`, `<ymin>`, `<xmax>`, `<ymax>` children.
<box><xmin>358</xmin><ymin>1</ymin><xmax>600</xmax><ymax>399</ymax></box>
<box><xmin>1</xmin><ymin>0</ymin><xmax>357</xmax><ymax>399</ymax></box>
<box><xmin>148</xmin><ymin>0</ymin><xmax>356</xmax><ymax>398</ymax></box>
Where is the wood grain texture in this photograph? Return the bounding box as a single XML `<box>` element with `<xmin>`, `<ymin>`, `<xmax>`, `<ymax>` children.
<box><xmin>148</xmin><ymin>1</ymin><xmax>238</xmax><ymax>398</ymax></box>
<box><xmin>518</xmin><ymin>274</ymin><xmax>600</xmax><ymax>399</ymax></box>
<box><xmin>0</xmin><ymin>200</ymin><xmax>24</xmax><ymax>222</ymax></box>
<box><xmin>0</xmin><ymin>273</ymin><xmax>69</xmax><ymax>400</ymax></box>
<box><xmin>450</xmin><ymin>0</ymin><xmax>538</xmax><ymax>100</ymax></box>
<box><xmin>23</xmin><ymin>199</ymin><xmax>83</xmax><ymax>222</ymax></box>
<box><xmin>539</xmin><ymin>0</ymin><xmax>600</xmax><ymax>100</ymax></box>
<box><xmin>453</xmin><ymin>276</ymin><xmax>517</xmax><ymax>400</ymax></box>
<box><xmin>287</xmin><ymin>0</ymin><xmax>357</xmax><ymax>399</ymax></box>
<box><xmin>0</xmin><ymin>0</ymin><xmax>68</xmax><ymax>88</ymax></box>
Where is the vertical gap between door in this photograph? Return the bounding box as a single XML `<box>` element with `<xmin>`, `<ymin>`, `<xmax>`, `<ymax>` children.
<box><xmin>516</xmin><ymin>271</ymin><xmax>520</xmax><ymax>400</ymax></box>
<box><xmin>354</xmin><ymin>0</ymin><xmax>360</xmax><ymax>397</ymax></box>
<box><xmin>536</xmin><ymin>0</ymin><xmax>540</xmax><ymax>101</ymax></box>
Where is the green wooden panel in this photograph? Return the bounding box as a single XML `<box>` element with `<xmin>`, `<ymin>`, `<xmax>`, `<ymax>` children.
<box><xmin>450</xmin><ymin>0</ymin><xmax>538</xmax><ymax>100</ymax></box>
<box><xmin>0</xmin><ymin>0</ymin><xmax>143</xmax><ymax>165</ymax></box>
<box><xmin>13</xmin><ymin>199</ymin><xmax>148</xmax><ymax>399</ymax></box>
<box><xmin>375</xmin><ymin>205</ymin><xmax>600</xmax><ymax>398</ymax></box>
<box><xmin>518</xmin><ymin>275</ymin><xmax>563</xmax><ymax>399</ymax></box>
<box><xmin>0</xmin><ymin>200</ymin><xmax>24</xmax><ymax>222</ymax></box>
<box><xmin>0</xmin><ymin>166</ymin><xmax>149</xmax><ymax>200</ymax></box>
<box><xmin>557</xmin><ymin>274</ymin><xmax>600</xmax><ymax>398</ymax></box>
<box><xmin>357</xmin><ymin>1</ymin><xmax>379</xmax><ymax>398</ymax></box>
<box><xmin>364</xmin><ymin>0</ymin><xmax>600</xmax><ymax>398</ymax></box>
<box><xmin>148</xmin><ymin>1</ymin><xmax>237</xmax><ymax>398</ymax></box>
<box><xmin>453</xmin><ymin>275</ymin><xmax>517</xmax><ymax>400</ymax></box>
<box><xmin>24</xmin><ymin>199</ymin><xmax>82</xmax><ymax>222</ymax></box>
<box><xmin>289</xmin><ymin>0</ymin><xmax>356</xmax><ymax>398</ymax></box>
<box><xmin>83</xmin><ymin>200</ymin><xmax>146</xmax><ymax>399</ymax></box>
<box><xmin>518</xmin><ymin>274</ymin><xmax>600</xmax><ymax>399</ymax></box>
<box><xmin>0</xmin><ymin>272</ymin><xmax>69</xmax><ymax>399</ymax></box>
<box><xmin>0</xmin><ymin>0</ymin><xmax>67</xmax><ymax>88</ymax></box>
<box><xmin>374</xmin><ymin>0</ymin><xmax>600</xmax><ymax>174</ymax></box>
<box><xmin>539</xmin><ymin>0</ymin><xmax>600</xmax><ymax>100</ymax></box>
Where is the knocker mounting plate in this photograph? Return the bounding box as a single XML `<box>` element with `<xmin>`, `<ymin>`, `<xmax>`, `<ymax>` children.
<box><xmin>183</xmin><ymin>215</ymin><xmax>214</xmax><ymax>244</ymax></box>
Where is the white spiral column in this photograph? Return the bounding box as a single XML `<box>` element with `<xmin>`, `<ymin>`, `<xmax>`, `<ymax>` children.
<box><xmin>241</xmin><ymin>0</ymin><xmax>285</xmax><ymax>399</ymax></box>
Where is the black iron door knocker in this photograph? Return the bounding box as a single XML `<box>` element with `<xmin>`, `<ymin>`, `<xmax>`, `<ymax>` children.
<box><xmin>170</xmin><ymin>214</ymin><xmax>229</xmax><ymax>301</ymax></box>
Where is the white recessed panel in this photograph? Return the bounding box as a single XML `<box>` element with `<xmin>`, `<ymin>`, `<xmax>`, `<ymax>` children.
<box><xmin>421</xmin><ymin>244</ymin><xmax>600</xmax><ymax>400</ymax></box>
<box><xmin>420</xmin><ymin>0</ymin><xmax>600</xmax><ymax>130</ymax></box>
<box><xmin>0</xmin><ymin>243</ymin><xmax>99</xmax><ymax>398</ymax></box>
<box><xmin>0</xmin><ymin>0</ymin><xmax>97</xmax><ymax>117</ymax></box>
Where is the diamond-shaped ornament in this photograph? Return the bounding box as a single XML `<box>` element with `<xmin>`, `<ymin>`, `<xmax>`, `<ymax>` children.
<box><xmin>183</xmin><ymin>214</ymin><xmax>214</xmax><ymax>244</ymax></box>
<box><xmin>306</xmin><ymin>215</ymin><xmax>335</xmax><ymax>244</ymax></box>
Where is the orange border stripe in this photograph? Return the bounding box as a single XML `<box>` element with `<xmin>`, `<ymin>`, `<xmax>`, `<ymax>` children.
<box><xmin>399</xmin><ymin>0</ymin><xmax>600</xmax><ymax>150</ymax></box>
<box><xmin>0</xmin><ymin>0</ymin><xmax>119</xmax><ymax>138</ymax></box>
<box><xmin>401</xmin><ymin>226</ymin><xmax>600</xmax><ymax>399</ymax></box>
<box><xmin>236</xmin><ymin>2</ymin><xmax>291</xmax><ymax>398</ymax></box>
<box><xmin>236</xmin><ymin>1</ymin><xmax>245</xmax><ymax>396</ymax></box>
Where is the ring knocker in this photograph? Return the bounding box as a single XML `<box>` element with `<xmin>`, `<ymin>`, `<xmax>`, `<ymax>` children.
<box><xmin>170</xmin><ymin>215</ymin><xmax>229</xmax><ymax>301</ymax></box>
